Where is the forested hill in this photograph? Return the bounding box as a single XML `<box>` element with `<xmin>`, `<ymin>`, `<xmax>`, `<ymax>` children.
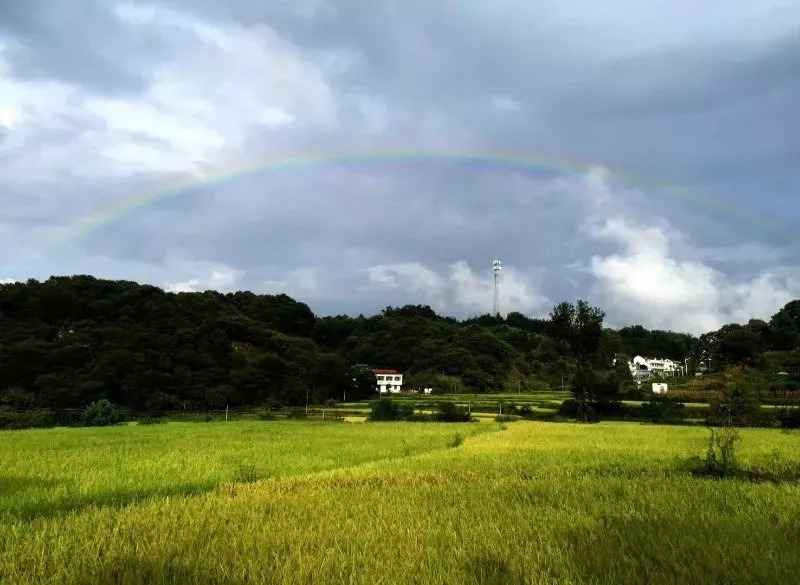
<box><xmin>1</xmin><ymin>275</ymin><xmax>794</xmax><ymax>411</ymax></box>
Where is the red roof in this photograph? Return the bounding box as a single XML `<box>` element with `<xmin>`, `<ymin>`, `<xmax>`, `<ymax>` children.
<box><xmin>373</xmin><ymin>369</ymin><xmax>400</xmax><ymax>375</ymax></box>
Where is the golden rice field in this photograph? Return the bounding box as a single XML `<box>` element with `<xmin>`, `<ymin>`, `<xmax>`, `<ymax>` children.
<box><xmin>1</xmin><ymin>420</ymin><xmax>799</xmax><ymax>584</ymax></box>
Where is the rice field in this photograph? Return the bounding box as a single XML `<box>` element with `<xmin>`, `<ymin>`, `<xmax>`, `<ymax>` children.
<box><xmin>1</xmin><ymin>420</ymin><xmax>799</xmax><ymax>584</ymax></box>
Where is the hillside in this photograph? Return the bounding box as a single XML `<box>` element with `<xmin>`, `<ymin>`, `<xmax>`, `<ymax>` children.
<box><xmin>1</xmin><ymin>275</ymin><xmax>797</xmax><ymax>411</ymax></box>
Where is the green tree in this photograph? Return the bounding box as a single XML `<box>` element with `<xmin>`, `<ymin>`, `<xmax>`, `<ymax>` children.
<box><xmin>708</xmin><ymin>371</ymin><xmax>761</xmax><ymax>427</ymax></box>
<box><xmin>550</xmin><ymin>300</ymin><xmax>606</xmax><ymax>422</ymax></box>
<box><xmin>769</xmin><ymin>300</ymin><xmax>800</xmax><ymax>350</ymax></box>
<box><xmin>347</xmin><ymin>363</ymin><xmax>377</xmax><ymax>401</ymax></box>
<box><xmin>717</xmin><ymin>325</ymin><xmax>762</xmax><ymax>371</ymax></box>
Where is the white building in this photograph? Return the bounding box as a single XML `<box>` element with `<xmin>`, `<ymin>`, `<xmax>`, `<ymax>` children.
<box><xmin>652</xmin><ymin>383</ymin><xmax>668</xmax><ymax>394</ymax></box>
<box><xmin>629</xmin><ymin>356</ymin><xmax>679</xmax><ymax>378</ymax></box>
<box><xmin>374</xmin><ymin>369</ymin><xmax>403</xmax><ymax>394</ymax></box>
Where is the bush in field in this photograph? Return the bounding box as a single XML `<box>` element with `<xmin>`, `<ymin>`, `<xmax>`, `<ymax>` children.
<box><xmin>448</xmin><ymin>432</ymin><xmax>464</xmax><ymax>448</ymax></box>
<box><xmin>83</xmin><ymin>399</ymin><xmax>121</xmax><ymax>427</ymax></box>
<box><xmin>434</xmin><ymin>402</ymin><xmax>473</xmax><ymax>422</ymax></box>
<box><xmin>286</xmin><ymin>408</ymin><xmax>307</xmax><ymax>419</ymax></box>
<box><xmin>0</xmin><ymin>408</ymin><xmax>57</xmax><ymax>430</ymax></box>
<box><xmin>137</xmin><ymin>416</ymin><xmax>166</xmax><ymax>425</ymax></box>
<box><xmin>703</xmin><ymin>427</ymin><xmax>741</xmax><ymax>476</ymax></box>
<box><xmin>258</xmin><ymin>409</ymin><xmax>278</xmax><ymax>421</ymax></box>
<box><xmin>640</xmin><ymin>396</ymin><xmax>686</xmax><ymax>424</ymax></box>
<box><xmin>495</xmin><ymin>414</ymin><xmax>520</xmax><ymax>423</ymax></box>
<box><xmin>558</xmin><ymin>399</ymin><xmax>598</xmax><ymax>422</ymax></box>
<box><xmin>778</xmin><ymin>407</ymin><xmax>800</xmax><ymax>429</ymax></box>
<box><xmin>368</xmin><ymin>399</ymin><xmax>414</xmax><ymax>421</ymax></box>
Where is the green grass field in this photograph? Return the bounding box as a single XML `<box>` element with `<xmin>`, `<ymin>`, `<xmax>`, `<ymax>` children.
<box><xmin>2</xmin><ymin>421</ymin><xmax>799</xmax><ymax>584</ymax></box>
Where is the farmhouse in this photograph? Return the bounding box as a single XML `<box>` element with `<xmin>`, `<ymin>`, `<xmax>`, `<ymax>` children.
<box><xmin>373</xmin><ymin>369</ymin><xmax>403</xmax><ymax>394</ymax></box>
<box><xmin>629</xmin><ymin>356</ymin><xmax>678</xmax><ymax>378</ymax></box>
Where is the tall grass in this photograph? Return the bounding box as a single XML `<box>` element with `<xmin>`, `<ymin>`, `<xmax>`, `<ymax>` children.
<box><xmin>0</xmin><ymin>421</ymin><xmax>484</xmax><ymax>521</ymax></box>
<box><xmin>1</xmin><ymin>421</ymin><xmax>798</xmax><ymax>584</ymax></box>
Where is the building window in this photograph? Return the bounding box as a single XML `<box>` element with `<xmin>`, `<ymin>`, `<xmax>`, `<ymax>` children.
<box><xmin>394</xmin><ymin>376</ymin><xmax>400</xmax><ymax>381</ymax></box>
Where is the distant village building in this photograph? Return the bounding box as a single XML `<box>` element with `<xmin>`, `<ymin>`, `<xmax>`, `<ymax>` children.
<box><xmin>629</xmin><ymin>356</ymin><xmax>679</xmax><ymax>379</ymax></box>
<box><xmin>373</xmin><ymin>369</ymin><xmax>403</xmax><ymax>394</ymax></box>
<box><xmin>652</xmin><ymin>383</ymin><xmax>669</xmax><ymax>394</ymax></box>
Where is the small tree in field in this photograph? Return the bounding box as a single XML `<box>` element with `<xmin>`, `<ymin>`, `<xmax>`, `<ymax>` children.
<box><xmin>708</xmin><ymin>370</ymin><xmax>761</xmax><ymax>427</ymax></box>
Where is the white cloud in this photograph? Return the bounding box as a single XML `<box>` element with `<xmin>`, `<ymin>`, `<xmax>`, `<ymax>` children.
<box><xmin>0</xmin><ymin>3</ymin><xmax>339</xmax><ymax>182</ymax></box>
<box><xmin>0</xmin><ymin>278</ymin><xmax>18</xmax><ymax>284</ymax></box>
<box><xmin>263</xmin><ymin>267</ymin><xmax>320</xmax><ymax>298</ymax></box>
<box><xmin>166</xmin><ymin>267</ymin><xmax>243</xmax><ymax>293</ymax></box>
<box><xmin>588</xmin><ymin>217</ymin><xmax>724</xmax><ymax>332</ymax></box>
<box><xmin>0</xmin><ymin>105</ymin><xmax>21</xmax><ymax>128</ymax></box>
<box><xmin>365</xmin><ymin>260</ymin><xmax>549</xmax><ymax>316</ymax></box>
<box><xmin>365</xmin><ymin>262</ymin><xmax>445</xmax><ymax>293</ymax></box>
<box><xmin>86</xmin><ymin>3</ymin><xmax>337</xmax><ymax>172</ymax></box>
<box><xmin>581</xmin><ymin>175</ymin><xmax>800</xmax><ymax>333</ymax></box>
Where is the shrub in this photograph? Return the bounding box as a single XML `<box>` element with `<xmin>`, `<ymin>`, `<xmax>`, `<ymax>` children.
<box><xmin>640</xmin><ymin>396</ymin><xmax>686</xmax><ymax>424</ymax></box>
<box><xmin>501</xmin><ymin>403</ymin><xmax>520</xmax><ymax>415</ymax></box>
<box><xmin>703</xmin><ymin>427</ymin><xmax>741</xmax><ymax>476</ymax></box>
<box><xmin>137</xmin><ymin>416</ymin><xmax>166</xmax><ymax>425</ymax></box>
<box><xmin>518</xmin><ymin>405</ymin><xmax>533</xmax><ymax>418</ymax></box>
<box><xmin>0</xmin><ymin>408</ymin><xmax>57</xmax><ymax>430</ymax></box>
<box><xmin>434</xmin><ymin>402</ymin><xmax>473</xmax><ymax>422</ymax></box>
<box><xmin>83</xmin><ymin>399</ymin><xmax>121</xmax><ymax>427</ymax></box>
<box><xmin>778</xmin><ymin>407</ymin><xmax>800</xmax><ymax>429</ymax></box>
<box><xmin>258</xmin><ymin>410</ymin><xmax>278</xmax><ymax>421</ymax></box>
<box><xmin>286</xmin><ymin>408</ymin><xmax>308</xmax><ymax>420</ymax></box>
<box><xmin>495</xmin><ymin>414</ymin><xmax>520</xmax><ymax>423</ymax></box>
<box><xmin>558</xmin><ymin>399</ymin><xmax>598</xmax><ymax>422</ymax></box>
<box><xmin>368</xmin><ymin>399</ymin><xmax>415</xmax><ymax>421</ymax></box>
<box><xmin>448</xmin><ymin>432</ymin><xmax>464</xmax><ymax>448</ymax></box>
<box><xmin>621</xmin><ymin>387</ymin><xmax>645</xmax><ymax>401</ymax></box>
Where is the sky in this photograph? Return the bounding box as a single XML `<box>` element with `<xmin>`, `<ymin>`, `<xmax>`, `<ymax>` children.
<box><xmin>1</xmin><ymin>1</ymin><xmax>799</xmax><ymax>334</ymax></box>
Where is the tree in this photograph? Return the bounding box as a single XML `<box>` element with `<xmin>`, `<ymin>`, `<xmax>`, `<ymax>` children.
<box><xmin>708</xmin><ymin>370</ymin><xmax>761</xmax><ymax>427</ymax></box>
<box><xmin>346</xmin><ymin>363</ymin><xmax>377</xmax><ymax>401</ymax></box>
<box><xmin>769</xmin><ymin>300</ymin><xmax>800</xmax><ymax>350</ymax></box>
<box><xmin>550</xmin><ymin>300</ymin><xmax>606</xmax><ymax>421</ymax></box>
<box><xmin>613</xmin><ymin>354</ymin><xmax>635</xmax><ymax>394</ymax></box>
<box><xmin>717</xmin><ymin>325</ymin><xmax>762</xmax><ymax>371</ymax></box>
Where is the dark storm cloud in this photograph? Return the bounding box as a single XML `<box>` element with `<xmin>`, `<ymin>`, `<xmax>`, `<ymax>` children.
<box><xmin>0</xmin><ymin>0</ymin><xmax>150</xmax><ymax>94</ymax></box>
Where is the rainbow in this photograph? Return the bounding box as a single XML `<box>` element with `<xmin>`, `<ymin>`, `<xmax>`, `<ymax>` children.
<box><xmin>42</xmin><ymin>148</ymin><xmax>790</xmax><ymax>253</ymax></box>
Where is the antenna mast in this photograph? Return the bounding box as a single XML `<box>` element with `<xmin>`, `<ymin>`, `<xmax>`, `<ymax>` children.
<box><xmin>492</xmin><ymin>259</ymin><xmax>502</xmax><ymax>316</ymax></box>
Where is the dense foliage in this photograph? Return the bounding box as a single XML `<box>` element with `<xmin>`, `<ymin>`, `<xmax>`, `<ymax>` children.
<box><xmin>2</xmin><ymin>275</ymin><xmax>800</xmax><ymax>411</ymax></box>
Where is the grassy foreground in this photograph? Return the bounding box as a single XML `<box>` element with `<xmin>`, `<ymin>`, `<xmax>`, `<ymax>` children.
<box><xmin>1</xmin><ymin>421</ymin><xmax>799</xmax><ymax>584</ymax></box>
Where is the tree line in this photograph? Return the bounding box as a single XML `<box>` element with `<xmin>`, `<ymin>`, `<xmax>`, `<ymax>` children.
<box><xmin>1</xmin><ymin>275</ymin><xmax>799</xmax><ymax>412</ymax></box>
